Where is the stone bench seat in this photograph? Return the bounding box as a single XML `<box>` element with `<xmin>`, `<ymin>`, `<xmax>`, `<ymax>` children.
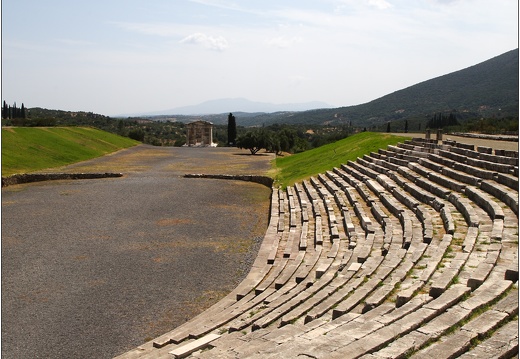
<box><xmin>168</xmin><ymin>334</ymin><xmax>220</xmax><ymax>358</ymax></box>
<box><xmin>442</xmin><ymin>165</ymin><xmax>483</xmax><ymax>187</ymax></box>
<box><xmin>274</xmin><ymin>251</ymin><xmax>306</xmax><ymax>290</ymax></box>
<box><xmin>351</xmin><ymin>158</ymin><xmax>380</xmax><ymax>179</ymax></box>
<box><xmin>362</xmin><ymin>247</ymin><xmax>419</xmax><ymax>312</ymax></box>
<box><xmin>428</xmin><ymin>251</ymin><xmax>469</xmax><ymax>298</ymax></box>
<box><xmin>458</xmin><ymin>319</ymin><xmax>519</xmax><ymax>359</ymax></box>
<box><xmin>282</xmin><ymin>228</ymin><xmax>301</xmax><ymax>259</ymax></box>
<box><xmin>395</xmin><ymin>233</ymin><xmax>453</xmax><ymax>307</ymax></box>
<box><xmin>226</xmin><ymin>245</ymin><xmax>330</xmax><ymax>332</ymax></box>
<box><xmin>464</xmin><ymin>185</ymin><xmax>505</xmax><ymax>220</ymax></box>
<box><xmin>449</xmin><ymin>144</ymin><xmax>480</xmax><ymax>158</ymax></box>
<box><xmin>448</xmin><ymin>193</ymin><xmax>480</xmax><ymax>227</ymax></box>
<box><xmin>496</xmin><ymin>172</ymin><xmax>519</xmax><ymax>190</ymax></box>
<box><xmin>251</xmin><ymin>242</ymin><xmax>351</xmax><ymax>331</ymax></box>
<box><xmin>428</xmin><ymin>151</ymin><xmax>458</xmax><ymax>167</ymax></box>
<box><xmin>340</xmin><ymin>161</ymin><xmax>367</xmax><ymax>182</ymax></box>
<box><xmin>372</xmin><ymin>277</ymin><xmax>516</xmax><ymax>359</ymax></box>
<box><xmin>427</xmin><ymin>170</ymin><xmax>467</xmax><ymax>192</ymax></box>
<box><xmin>465</xmin><ymin>155</ymin><xmax>516</xmax><ymax>174</ymax></box>
<box><xmin>478</xmin><ymin>151</ymin><xmax>519</xmax><ymax>166</ymax></box>
<box><xmin>480</xmin><ymin>180</ymin><xmax>519</xmax><ymax>216</ymax></box>
<box><xmin>325</xmin><ymin>284</ymin><xmax>473</xmax><ymax>359</ymax></box>
<box><xmin>255</xmin><ymin>255</ymin><xmax>291</xmax><ymax>295</ymax></box>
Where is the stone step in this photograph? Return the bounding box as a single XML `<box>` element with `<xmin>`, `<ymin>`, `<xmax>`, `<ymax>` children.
<box><xmin>465</xmin><ymin>185</ymin><xmax>505</xmax><ymax>220</ymax></box>
<box><xmin>325</xmin><ymin>285</ymin><xmax>472</xmax><ymax>359</ymax></box>
<box><xmin>480</xmin><ymin>180</ymin><xmax>519</xmax><ymax>216</ymax></box>
<box><xmin>374</xmin><ymin>288</ymin><xmax>517</xmax><ymax>359</ymax></box>
<box><xmin>168</xmin><ymin>334</ymin><xmax>221</xmax><ymax>358</ymax></box>
<box><xmin>458</xmin><ymin>320</ymin><xmax>519</xmax><ymax>359</ymax></box>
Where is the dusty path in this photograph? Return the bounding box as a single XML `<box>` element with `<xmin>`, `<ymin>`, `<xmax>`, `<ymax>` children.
<box><xmin>2</xmin><ymin>145</ymin><xmax>275</xmax><ymax>359</ymax></box>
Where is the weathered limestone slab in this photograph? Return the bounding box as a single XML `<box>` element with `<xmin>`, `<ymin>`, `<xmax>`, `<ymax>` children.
<box><xmin>453</xmin><ymin>161</ymin><xmax>497</xmax><ymax>180</ymax></box>
<box><xmin>460</xmin><ymin>309</ymin><xmax>508</xmax><ymax>338</ymax></box>
<box><xmin>496</xmin><ymin>172</ymin><xmax>519</xmax><ymax>190</ymax></box>
<box><xmin>458</xmin><ymin>320</ymin><xmax>519</xmax><ymax>359</ymax></box>
<box><xmin>429</xmin><ymin>263</ymin><xmax>465</xmax><ymax>298</ymax></box>
<box><xmin>443</xmin><ymin>166</ymin><xmax>482</xmax><ymax>186</ymax></box>
<box><xmin>299</xmin><ymin>222</ymin><xmax>308</xmax><ymax>250</ymax></box>
<box><xmin>168</xmin><ymin>334</ymin><xmax>221</xmax><ymax>358</ymax></box>
<box><xmin>479</xmin><ymin>151</ymin><xmax>519</xmax><ymax>166</ymax></box>
<box><xmin>465</xmin><ymin>186</ymin><xmax>505</xmax><ymax>220</ymax></box>
<box><xmin>462</xmin><ymin>226</ymin><xmax>479</xmax><ymax>253</ymax></box>
<box><xmin>370</xmin><ymin>331</ymin><xmax>430</xmax><ymax>358</ymax></box>
<box><xmin>480</xmin><ymin>180</ymin><xmax>519</xmax><ymax>216</ymax></box>
<box><xmin>491</xmin><ymin>218</ymin><xmax>504</xmax><ymax>240</ymax></box>
<box><xmin>448</xmin><ymin>193</ymin><xmax>480</xmax><ymax>227</ymax></box>
<box><xmin>440</xmin><ymin>206</ymin><xmax>455</xmax><ymax>234</ymax></box>
<box><xmin>467</xmin><ymin>262</ymin><xmax>495</xmax><ymax>290</ymax></box>
<box><xmin>424</xmin><ymin>284</ymin><xmax>471</xmax><ymax>312</ymax></box>
<box><xmin>411</xmin><ymin>329</ymin><xmax>474</xmax><ymax>359</ymax></box>
<box><xmin>439</xmin><ymin>148</ymin><xmax>469</xmax><ymax>164</ymax></box>
<box><xmin>493</xmin><ymin>288</ymin><xmax>519</xmax><ymax>316</ymax></box>
<box><xmin>417</xmin><ymin>305</ymin><xmax>471</xmax><ymax>337</ymax></box>
<box><xmin>429</xmin><ymin>171</ymin><xmax>466</xmax><ymax>192</ymax></box>
<box><xmin>416</xmin><ymin>178</ymin><xmax>451</xmax><ymax>202</ymax></box>
<box><xmin>459</xmin><ymin>276</ymin><xmax>512</xmax><ymax>312</ymax></box>
<box><xmin>417</xmin><ymin>157</ymin><xmax>445</xmax><ymax>173</ymax></box>
<box><xmin>466</xmin><ymin>156</ymin><xmax>514</xmax><ymax>174</ymax></box>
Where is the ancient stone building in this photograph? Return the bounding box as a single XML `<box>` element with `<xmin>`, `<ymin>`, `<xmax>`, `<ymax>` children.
<box><xmin>185</xmin><ymin>120</ymin><xmax>217</xmax><ymax>147</ymax></box>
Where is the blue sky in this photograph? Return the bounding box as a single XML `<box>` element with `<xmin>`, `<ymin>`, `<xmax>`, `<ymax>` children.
<box><xmin>2</xmin><ymin>0</ymin><xmax>518</xmax><ymax>116</ymax></box>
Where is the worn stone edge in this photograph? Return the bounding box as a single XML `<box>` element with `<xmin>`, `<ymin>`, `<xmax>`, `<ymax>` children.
<box><xmin>2</xmin><ymin>172</ymin><xmax>123</xmax><ymax>187</ymax></box>
<box><xmin>184</xmin><ymin>173</ymin><xmax>274</xmax><ymax>188</ymax></box>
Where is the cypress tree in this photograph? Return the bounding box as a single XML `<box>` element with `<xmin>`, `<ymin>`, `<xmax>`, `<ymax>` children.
<box><xmin>227</xmin><ymin>112</ymin><xmax>237</xmax><ymax>146</ymax></box>
<box><xmin>2</xmin><ymin>101</ymin><xmax>7</xmax><ymax>119</ymax></box>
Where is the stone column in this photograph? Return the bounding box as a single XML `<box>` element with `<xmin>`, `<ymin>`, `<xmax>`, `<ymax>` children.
<box><xmin>425</xmin><ymin>130</ymin><xmax>431</xmax><ymax>140</ymax></box>
<box><xmin>436</xmin><ymin>129</ymin><xmax>443</xmax><ymax>143</ymax></box>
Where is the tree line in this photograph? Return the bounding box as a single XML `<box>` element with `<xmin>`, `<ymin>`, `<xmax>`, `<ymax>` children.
<box><xmin>2</xmin><ymin>101</ymin><xmax>27</xmax><ymax>120</ymax></box>
<box><xmin>426</xmin><ymin>112</ymin><xmax>459</xmax><ymax>129</ymax></box>
<box><xmin>234</xmin><ymin>123</ymin><xmax>356</xmax><ymax>155</ymax></box>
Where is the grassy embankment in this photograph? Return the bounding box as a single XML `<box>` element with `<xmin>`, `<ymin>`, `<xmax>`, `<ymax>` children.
<box><xmin>274</xmin><ymin>132</ymin><xmax>412</xmax><ymax>188</ymax></box>
<box><xmin>2</xmin><ymin>127</ymin><xmax>139</xmax><ymax>176</ymax></box>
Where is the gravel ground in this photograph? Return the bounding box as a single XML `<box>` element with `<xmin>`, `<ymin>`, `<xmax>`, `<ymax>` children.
<box><xmin>2</xmin><ymin>146</ymin><xmax>274</xmax><ymax>359</ymax></box>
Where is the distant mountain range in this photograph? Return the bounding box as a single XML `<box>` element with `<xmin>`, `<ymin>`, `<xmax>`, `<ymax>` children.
<box><xmin>132</xmin><ymin>48</ymin><xmax>518</xmax><ymax>127</ymax></box>
<box><xmin>31</xmin><ymin>49</ymin><xmax>518</xmax><ymax>129</ymax></box>
<box><xmin>124</xmin><ymin>98</ymin><xmax>333</xmax><ymax>116</ymax></box>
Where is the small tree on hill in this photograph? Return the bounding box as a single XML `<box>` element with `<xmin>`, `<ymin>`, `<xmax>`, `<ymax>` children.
<box><xmin>236</xmin><ymin>129</ymin><xmax>273</xmax><ymax>155</ymax></box>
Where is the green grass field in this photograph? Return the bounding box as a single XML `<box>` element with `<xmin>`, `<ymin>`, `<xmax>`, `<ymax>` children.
<box><xmin>274</xmin><ymin>132</ymin><xmax>412</xmax><ymax>188</ymax></box>
<box><xmin>2</xmin><ymin>127</ymin><xmax>139</xmax><ymax>176</ymax></box>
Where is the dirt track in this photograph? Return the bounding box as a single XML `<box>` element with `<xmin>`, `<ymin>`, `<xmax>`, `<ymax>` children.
<box><xmin>2</xmin><ymin>145</ymin><xmax>275</xmax><ymax>359</ymax></box>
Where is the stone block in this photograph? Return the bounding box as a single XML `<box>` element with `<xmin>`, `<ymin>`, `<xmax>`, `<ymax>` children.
<box><xmin>169</xmin><ymin>334</ymin><xmax>221</xmax><ymax>358</ymax></box>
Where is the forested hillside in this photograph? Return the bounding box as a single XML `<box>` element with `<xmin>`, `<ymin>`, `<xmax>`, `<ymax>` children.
<box><xmin>239</xmin><ymin>49</ymin><xmax>519</xmax><ymax>128</ymax></box>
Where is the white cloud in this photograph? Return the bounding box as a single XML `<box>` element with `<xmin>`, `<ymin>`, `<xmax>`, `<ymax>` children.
<box><xmin>367</xmin><ymin>0</ymin><xmax>392</xmax><ymax>10</ymax></box>
<box><xmin>111</xmin><ymin>22</ymin><xmax>181</xmax><ymax>37</ymax></box>
<box><xmin>266</xmin><ymin>36</ymin><xmax>303</xmax><ymax>48</ymax></box>
<box><xmin>180</xmin><ymin>32</ymin><xmax>229</xmax><ymax>51</ymax></box>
